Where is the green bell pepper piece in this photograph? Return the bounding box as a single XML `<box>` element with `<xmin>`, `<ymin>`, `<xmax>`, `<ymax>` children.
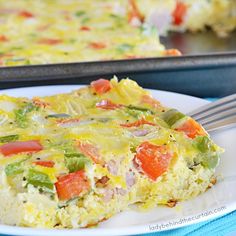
<box><xmin>126</xmin><ymin>105</ymin><xmax>154</xmax><ymax>113</ymax></box>
<box><xmin>0</xmin><ymin>134</ymin><xmax>19</xmax><ymax>143</ymax></box>
<box><xmin>162</xmin><ymin>109</ymin><xmax>185</xmax><ymax>127</ymax></box>
<box><xmin>194</xmin><ymin>136</ymin><xmax>219</xmax><ymax>169</ymax></box>
<box><xmin>75</xmin><ymin>10</ymin><xmax>85</xmax><ymax>17</ymax></box>
<box><xmin>65</xmin><ymin>153</ymin><xmax>91</xmax><ymax>173</ymax></box>
<box><xmin>116</xmin><ymin>44</ymin><xmax>134</xmax><ymax>53</ymax></box>
<box><xmin>46</xmin><ymin>113</ymin><xmax>71</xmax><ymax>119</ymax></box>
<box><xmin>201</xmin><ymin>154</ymin><xmax>220</xmax><ymax>169</ymax></box>
<box><xmin>15</xmin><ymin>102</ymin><xmax>38</xmax><ymax>128</ymax></box>
<box><xmin>125</xmin><ymin>105</ymin><xmax>154</xmax><ymax>118</ymax></box>
<box><xmin>195</xmin><ymin>136</ymin><xmax>216</xmax><ymax>153</ymax></box>
<box><xmin>26</xmin><ymin>169</ymin><xmax>54</xmax><ymax>190</ymax></box>
<box><xmin>5</xmin><ymin>159</ymin><xmax>24</xmax><ymax>176</ymax></box>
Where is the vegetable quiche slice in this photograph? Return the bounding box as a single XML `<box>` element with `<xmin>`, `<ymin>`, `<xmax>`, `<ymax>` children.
<box><xmin>0</xmin><ymin>77</ymin><xmax>223</xmax><ymax>228</ymax></box>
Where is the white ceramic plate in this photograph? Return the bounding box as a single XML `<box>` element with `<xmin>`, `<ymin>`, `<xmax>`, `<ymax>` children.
<box><xmin>0</xmin><ymin>85</ymin><xmax>235</xmax><ymax>236</ymax></box>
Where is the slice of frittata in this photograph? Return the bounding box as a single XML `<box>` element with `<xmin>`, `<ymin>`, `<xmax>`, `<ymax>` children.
<box><xmin>0</xmin><ymin>77</ymin><xmax>223</xmax><ymax>228</ymax></box>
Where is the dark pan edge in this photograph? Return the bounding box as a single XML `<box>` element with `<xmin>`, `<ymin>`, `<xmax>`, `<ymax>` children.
<box><xmin>0</xmin><ymin>53</ymin><xmax>236</xmax><ymax>82</ymax></box>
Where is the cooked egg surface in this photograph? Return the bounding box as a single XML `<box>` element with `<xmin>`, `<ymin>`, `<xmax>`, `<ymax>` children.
<box><xmin>0</xmin><ymin>0</ymin><xmax>165</xmax><ymax>67</ymax></box>
<box><xmin>1</xmin><ymin>0</ymin><xmax>235</xmax><ymax>67</ymax></box>
<box><xmin>0</xmin><ymin>77</ymin><xmax>223</xmax><ymax>228</ymax></box>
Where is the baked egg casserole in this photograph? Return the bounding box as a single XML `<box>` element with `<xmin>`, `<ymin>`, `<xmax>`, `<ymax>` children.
<box><xmin>0</xmin><ymin>77</ymin><xmax>223</xmax><ymax>228</ymax></box>
<box><xmin>1</xmin><ymin>0</ymin><xmax>236</xmax><ymax>66</ymax></box>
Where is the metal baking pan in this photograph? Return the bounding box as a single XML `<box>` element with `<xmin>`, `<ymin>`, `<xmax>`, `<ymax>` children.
<box><xmin>0</xmin><ymin>31</ymin><xmax>236</xmax><ymax>98</ymax></box>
